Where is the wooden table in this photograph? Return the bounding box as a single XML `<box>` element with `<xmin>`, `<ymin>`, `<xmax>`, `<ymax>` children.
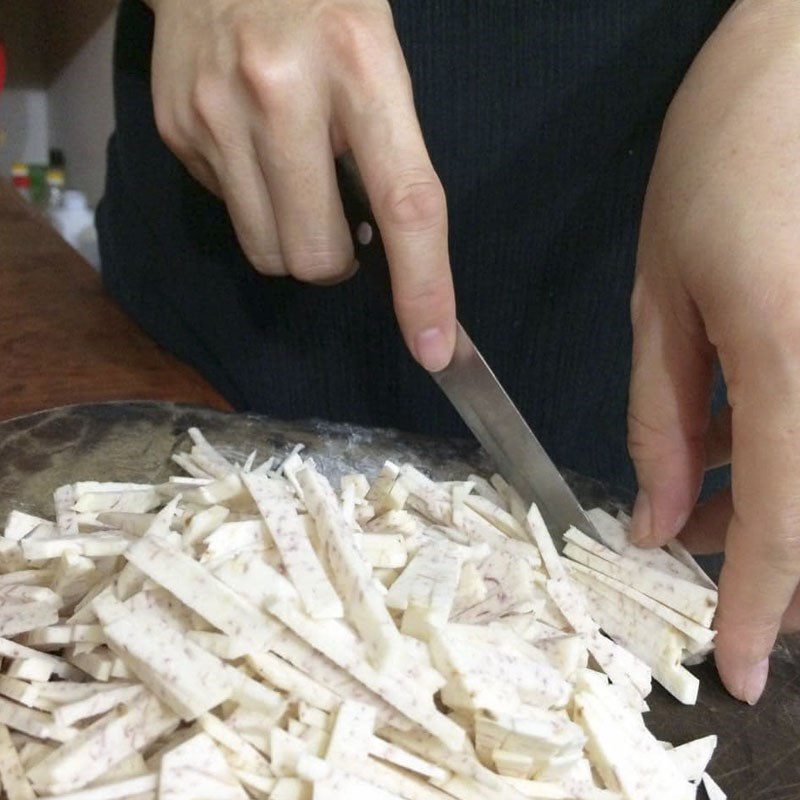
<box><xmin>0</xmin><ymin>180</ymin><xmax>231</xmax><ymax>420</ymax></box>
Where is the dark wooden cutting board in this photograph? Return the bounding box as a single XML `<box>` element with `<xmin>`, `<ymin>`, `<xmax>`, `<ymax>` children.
<box><xmin>0</xmin><ymin>401</ymin><xmax>797</xmax><ymax>799</ymax></box>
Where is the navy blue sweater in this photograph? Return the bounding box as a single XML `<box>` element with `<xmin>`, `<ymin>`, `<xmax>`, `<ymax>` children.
<box><xmin>98</xmin><ymin>0</ymin><xmax>732</xmax><ymax>494</ymax></box>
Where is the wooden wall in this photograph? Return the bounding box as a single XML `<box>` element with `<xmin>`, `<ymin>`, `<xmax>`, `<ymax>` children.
<box><xmin>0</xmin><ymin>0</ymin><xmax>117</xmax><ymax>88</ymax></box>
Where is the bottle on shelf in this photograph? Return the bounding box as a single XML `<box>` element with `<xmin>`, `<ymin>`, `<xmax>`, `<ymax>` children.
<box><xmin>49</xmin><ymin>189</ymin><xmax>96</xmax><ymax>261</ymax></box>
<box><xmin>10</xmin><ymin>162</ymin><xmax>32</xmax><ymax>202</ymax></box>
<box><xmin>48</xmin><ymin>148</ymin><xmax>66</xmax><ymax>171</ymax></box>
<box><xmin>27</xmin><ymin>163</ymin><xmax>48</xmax><ymax>207</ymax></box>
<box><xmin>45</xmin><ymin>166</ymin><xmax>66</xmax><ymax>213</ymax></box>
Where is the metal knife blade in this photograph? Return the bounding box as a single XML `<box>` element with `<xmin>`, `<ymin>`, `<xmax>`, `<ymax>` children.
<box><xmin>336</xmin><ymin>156</ymin><xmax>600</xmax><ymax>543</ymax></box>
<box><xmin>432</xmin><ymin>324</ymin><xmax>599</xmax><ymax>541</ymax></box>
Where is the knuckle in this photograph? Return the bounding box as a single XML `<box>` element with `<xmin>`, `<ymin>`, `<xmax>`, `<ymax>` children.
<box><xmin>393</xmin><ymin>274</ymin><xmax>452</xmax><ymax>315</ymax></box>
<box><xmin>287</xmin><ymin>246</ymin><xmax>354</xmax><ymax>283</ymax></box>
<box><xmin>716</xmin><ymin>596</ymin><xmax>780</xmax><ymax>648</ymax></box>
<box><xmin>186</xmin><ymin>161</ymin><xmax>220</xmax><ymax>196</ymax></box>
<box><xmin>630</xmin><ymin>273</ymin><xmax>701</xmax><ymax>344</ymax></box>
<box><xmin>153</xmin><ymin>107</ymin><xmax>183</xmax><ymax>154</ymax></box>
<box><xmin>234</xmin><ymin>228</ymin><xmax>284</xmax><ymax>275</ymax></box>
<box><xmin>626</xmin><ymin>409</ymin><xmax>669</xmax><ymax>459</ymax></box>
<box><xmin>626</xmin><ymin>408</ymin><xmax>704</xmax><ymax>469</ymax></box>
<box><xmin>245</xmin><ymin>246</ymin><xmax>285</xmax><ymax>276</ymax></box>
<box><xmin>716</xmin><ymin>620</ymin><xmax>776</xmax><ymax>666</ymax></box>
<box><xmin>320</xmin><ymin>3</ymin><xmax>393</xmax><ymax>76</ymax></box>
<box><xmin>237</xmin><ymin>40</ymin><xmax>296</xmax><ymax>110</ymax></box>
<box><xmin>190</xmin><ymin>74</ymin><xmax>226</xmax><ymax>128</ymax></box>
<box><xmin>728</xmin><ymin>510</ymin><xmax>800</xmax><ymax>580</ymax></box>
<box><xmin>381</xmin><ymin>176</ymin><xmax>446</xmax><ymax>233</ymax></box>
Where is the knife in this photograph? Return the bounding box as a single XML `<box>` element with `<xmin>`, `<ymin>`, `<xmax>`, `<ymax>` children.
<box><xmin>337</xmin><ymin>157</ymin><xmax>600</xmax><ymax>544</ymax></box>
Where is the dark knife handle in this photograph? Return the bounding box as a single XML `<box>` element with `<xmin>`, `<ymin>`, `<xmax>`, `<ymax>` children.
<box><xmin>336</xmin><ymin>154</ymin><xmax>392</xmax><ymax>298</ymax></box>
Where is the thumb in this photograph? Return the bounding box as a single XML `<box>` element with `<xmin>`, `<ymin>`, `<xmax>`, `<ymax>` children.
<box><xmin>627</xmin><ymin>271</ymin><xmax>715</xmax><ymax>547</ymax></box>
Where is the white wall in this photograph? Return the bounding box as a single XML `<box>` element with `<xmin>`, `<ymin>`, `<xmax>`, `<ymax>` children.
<box><xmin>47</xmin><ymin>11</ymin><xmax>116</xmax><ymax>207</ymax></box>
<box><xmin>0</xmin><ymin>89</ymin><xmax>50</xmax><ymax>176</ymax></box>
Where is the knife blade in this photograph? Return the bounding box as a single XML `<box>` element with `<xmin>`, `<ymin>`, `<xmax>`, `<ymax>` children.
<box><xmin>431</xmin><ymin>324</ymin><xmax>599</xmax><ymax>540</ymax></box>
<box><xmin>336</xmin><ymin>156</ymin><xmax>600</xmax><ymax>543</ymax></box>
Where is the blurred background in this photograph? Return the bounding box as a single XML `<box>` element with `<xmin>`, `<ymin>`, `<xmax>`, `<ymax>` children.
<box><xmin>0</xmin><ymin>1</ymin><xmax>118</xmax><ymax>267</ymax></box>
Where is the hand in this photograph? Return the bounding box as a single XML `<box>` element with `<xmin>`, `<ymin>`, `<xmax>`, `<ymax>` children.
<box><xmin>145</xmin><ymin>0</ymin><xmax>456</xmax><ymax>371</ymax></box>
<box><xmin>628</xmin><ymin>0</ymin><xmax>800</xmax><ymax>704</ymax></box>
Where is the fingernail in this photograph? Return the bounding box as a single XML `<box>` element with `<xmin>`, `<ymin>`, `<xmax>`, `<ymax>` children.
<box><xmin>740</xmin><ymin>658</ymin><xmax>770</xmax><ymax>705</ymax></box>
<box><xmin>630</xmin><ymin>491</ymin><xmax>651</xmax><ymax>544</ymax></box>
<box><xmin>415</xmin><ymin>328</ymin><xmax>451</xmax><ymax>372</ymax></box>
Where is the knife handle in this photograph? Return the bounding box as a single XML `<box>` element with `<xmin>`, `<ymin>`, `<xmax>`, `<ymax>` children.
<box><xmin>336</xmin><ymin>154</ymin><xmax>393</xmax><ymax>298</ymax></box>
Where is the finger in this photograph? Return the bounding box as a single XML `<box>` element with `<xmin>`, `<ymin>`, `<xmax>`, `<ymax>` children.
<box><xmin>627</xmin><ymin>270</ymin><xmax>716</xmax><ymax>547</ymax></box>
<box><xmin>677</xmin><ymin>488</ymin><xmax>732</xmax><ymax>554</ymax></box>
<box><xmin>336</xmin><ymin>45</ymin><xmax>455</xmax><ymax>371</ymax></box>
<box><xmin>189</xmin><ymin>76</ymin><xmax>285</xmax><ymax>275</ymax></box>
<box><xmin>714</xmin><ymin>387</ymin><xmax>800</xmax><ymax>704</ymax></box>
<box><xmin>152</xmin><ymin>31</ymin><xmax>221</xmax><ymax>196</ymax></box>
<box><xmin>153</xmin><ymin>91</ymin><xmax>223</xmax><ymax>200</ymax></box>
<box><xmin>216</xmin><ymin>139</ymin><xmax>286</xmax><ymax>276</ymax></box>
<box><xmin>245</xmin><ymin>66</ymin><xmax>353</xmax><ymax>284</ymax></box>
<box><xmin>781</xmin><ymin>584</ymin><xmax>800</xmax><ymax>633</ymax></box>
<box><xmin>705</xmin><ymin>405</ymin><xmax>732</xmax><ymax>469</ymax></box>
<box><xmin>183</xmin><ymin>154</ymin><xmax>223</xmax><ymax>198</ymax></box>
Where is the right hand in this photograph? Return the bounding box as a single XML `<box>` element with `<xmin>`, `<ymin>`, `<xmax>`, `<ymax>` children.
<box><xmin>146</xmin><ymin>0</ymin><xmax>456</xmax><ymax>372</ymax></box>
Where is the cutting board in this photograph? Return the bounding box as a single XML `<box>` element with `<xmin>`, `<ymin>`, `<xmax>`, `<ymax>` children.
<box><xmin>0</xmin><ymin>401</ymin><xmax>798</xmax><ymax>799</ymax></box>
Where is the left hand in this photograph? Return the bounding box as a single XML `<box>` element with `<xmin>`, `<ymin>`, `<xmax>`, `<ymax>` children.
<box><xmin>627</xmin><ymin>0</ymin><xmax>800</xmax><ymax>705</ymax></box>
